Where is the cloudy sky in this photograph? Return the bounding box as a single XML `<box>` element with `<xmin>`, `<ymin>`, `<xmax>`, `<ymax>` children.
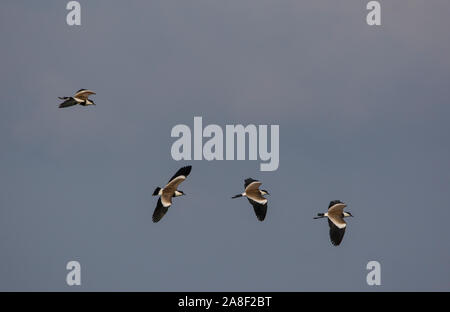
<box><xmin>0</xmin><ymin>0</ymin><xmax>449</xmax><ymax>291</ymax></box>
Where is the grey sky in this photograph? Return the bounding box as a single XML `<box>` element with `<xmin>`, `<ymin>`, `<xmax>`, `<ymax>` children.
<box><xmin>0</xmin><ymin>0</ymin><xmax>449</xmax><ymax>291</ymax></box>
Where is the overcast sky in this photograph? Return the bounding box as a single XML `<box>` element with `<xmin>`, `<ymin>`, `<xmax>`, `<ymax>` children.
<box><xmin>0</xmin><ymin>0</ymin><xmax>449</xmax><ymax>291</ymax></box>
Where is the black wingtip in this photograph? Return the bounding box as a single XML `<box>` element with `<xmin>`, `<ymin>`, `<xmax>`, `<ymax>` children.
<box><xmin>330</xmin><ymin>238</ymin><xmax>343</xmax><ymax>246</ymax></box>
<box><xmin>176</xmin><ymin>165</ymin><xmax>192</xmax><ymax>178</ymax></box>
<box><xmin>167</xmin><ymin>165</ymin><xmax>192</xmax><ymax>183</ymax></box>
<box><xmin>244</xmin><ymin>178</ymin><xmax>259</xmax><ymax>188</ymax></box>
<box><xmin>181</xmin><ymin>165</ymin><xmax>192</xmax><ymax>176</ymax></box>
<box><xmin>328</xmin><ymin>200</ymin><xmax>343</xmax><ymax>208</ymax></box>
<box><xmin>152</xmin><ymin>187</ymin><xmax>161</xmax><ymax>196</ymax></box>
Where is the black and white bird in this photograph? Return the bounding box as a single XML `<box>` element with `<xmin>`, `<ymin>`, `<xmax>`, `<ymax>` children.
<box><xmin>314</xmin><ymin>200</ymin><xmax>353</xmax><ymax>246</ymax></box>
<box><xmin>151</xmin><ymin>165</ymin><xmax>192</xmax><ymax>223</ymax></box>
<box><xmin>58</xmin><ymin>89</ymin><xmax>96</xmax><ymax>108</ymax></box>
<box><xmin>232</xmin><ymin>178</ymin><xmax>270</xmax><ymax>221</ymax></box>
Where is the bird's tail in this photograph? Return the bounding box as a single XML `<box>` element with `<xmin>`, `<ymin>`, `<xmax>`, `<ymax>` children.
<box><xmin>314</xmin><ymin>213</ymin><xmax>325</xmax><ymax>219</ymax></box>
<box><xmin>152</xmin><ymin>187</ymin><xmax>161</xmax><ymax>196</ymax></box>
<box><xmin>231</xmin><ymin>194</ymin><xmax>243</xmax><ymax>199</ymax></box>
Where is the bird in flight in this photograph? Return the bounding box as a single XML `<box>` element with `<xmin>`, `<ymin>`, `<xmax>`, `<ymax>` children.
<box><xmin>232</xmin><ymin>178</ymin><xmax>270</xmax><ymax>221</ymax></box>
<box><xmin>314</xmin><ymin>200</ymin><xmax>353</xmax><ymax>246</ymax></box>
<box><xmin>152</xmin><ymin>165</ymin><xmax>192</xmax><ymax>223</ymax></box>
<box><xmin>58</xmin><ymin>89</ymin><xmax>96</xmax><ymax>108</ymax></box>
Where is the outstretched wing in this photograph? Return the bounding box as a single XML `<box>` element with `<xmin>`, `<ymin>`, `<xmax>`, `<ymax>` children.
<box><xmin>59</xmin><ymin>97</ymin><xmax>78</xmax><ymax>108</ymax></box>
<box><xmin>164</xmin><ymin>166</ymin><xmax>192</xmax><ymax>193</ymax></box>
<box><xmin>74</xmin><ymin>89</ymin><xmax>96</xmax><ymax>100</ymax></box>
<box><xmin>244</xmin><ymin>179</ymin><xmax>262</xmax><ymax>193</ymax></box>
<box><xmin>328</xmin><ymin>218</ymin><xmax>346</xmax><ymax>246</ymax></box>
<box><xmin>244</xmin><ymin>178</ymin><xmax>260</xmax><ymax>189</ymax></box>
<box><xmin>168</xmin><ymin>166</ymin><xmax>192</xmax><ymax>183</ymax></box>
<box><xmin>247</xmin><ymin>198</ymin><xmax>267</xmax><ymax>221</ymax></box>
<box><xmin>152</xmin><ymin>198</ymin><xmax>170</xmax><ymax>223</ymax></box>
<box><xmin>328</xmin><ymin>202</ymin><xmax>346</xmax><ymax>215</ymax></box>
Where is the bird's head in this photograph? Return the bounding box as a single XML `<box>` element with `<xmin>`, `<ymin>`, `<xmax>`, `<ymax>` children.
<box><xmin>343</xmin><ymin>211</ymin><xmax>353</xmax><ymax>218</ymax></box>
<box><xmin>261</xmin><ymin>190</ymin><xmax>270</xmax><ymax>196</ymax></box>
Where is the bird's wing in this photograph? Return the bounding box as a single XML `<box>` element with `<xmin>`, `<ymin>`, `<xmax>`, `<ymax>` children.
<box><xmin>168</xmin><ymin>166</ymin><xmax>192</xmax><ymax>183</ymax></box>
<box><xmin>152</xmin><ymin>198</ymin><xmax>170</xmax><ymax>223</ymax></box>
<box><xmin>247</xmin><ymin>198</ymin><xmax>267</xmax><ymax>221</ymax></box>
<box><xmin>59</xmin><ymin>97</ymin><xmax>78</xmax><ymax>108</ymax></box>
<box><xmin>328</xmin><ymin>218</ymin><xmax>346</xmax><ymax>246</ymax></box>
<box><xmin>244</xmin><ymin>178</ymin><xmax>260</xmax><ymax>189</ymax></box>
<box><xmin>164</xmin><ymin>166</ymin><xmax>191</xmax><ymax>194</ymax></box>
<box><xmin>246</xmin><ymin>189</ymin><xmax>268</xmax><ymax>205</ymax></box>
<box><xmin>163</xmin><ymin>176</ymin><xmax>185</xmax><ymax>195</ymax></box>
<box><xmin>328</xmin><ymin>200</ymin><xmax>343</xmax><ymax>208</ymax></box>
<box><xmin>328</xmin><ymin>213</ymin><xmax>347</xmax><ymax>229</ymax></box>
<box><xmin>244</xmin><ymin>180</ymin><xmax>262</xmax><ymax>193</ymax></box>
<box><xmin>328</xmin><ymin>202</ymin><xmax>346</xmax><ymax>215</ymax></box>
<box><xmin>74</xmin><ymin>89</ymin><xmax>96</xmax><ymax>100</ymax></box>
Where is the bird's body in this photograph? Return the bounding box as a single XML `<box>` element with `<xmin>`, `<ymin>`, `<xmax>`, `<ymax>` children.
<box><xmin>314</xmin><ymin>200</ymin><xmax>353</xmax><ymax>246</ymax></box>
<box><xmin>232</xmin><ymin>178</ymin><xmax>270</xmax><ymax>221</ymax></box>
<box><xmin>58</xmin><ymin>89</ymin><xmax>96</xmax><ymax>108</ymax></box>
<box><xmin>152</xmin><ymin>166</ymin><xmax>192</xmax><ymax>223</ymax></box>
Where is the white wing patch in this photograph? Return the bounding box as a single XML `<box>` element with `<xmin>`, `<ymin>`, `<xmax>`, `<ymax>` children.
<box><xmin>329</xmin><ymin>216</ymin><xmax>347</xmax><ymax>229</ymax></box>
<box><xmin>256</xmin><ymin>198</ymin><xmax>268</xmax><ymax>205</ymax></box>
<box><xmin>246</xmin><ymin>195</ymin><xmax>267</xmax><ymax>205</ymax></box>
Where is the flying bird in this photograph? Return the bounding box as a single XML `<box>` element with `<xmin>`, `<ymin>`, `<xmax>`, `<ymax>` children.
<box><xmin>314</xmin><ymin>200</ymin><xmax>353</xmax><ymax>246</ymax></box>
<box><xmin>232</xmin><ymin>178</ymin><xmax>270</xmax><ymax>221</ymax></box>
<box><xmin>58</xmin><ymin>89</ymin><xmax>96</xmax><ymax>108</ymax></box>
<box><xmin>152</xmin><ymin>165</ymin><xmax>192</xmax><ymax>223</ymax></box>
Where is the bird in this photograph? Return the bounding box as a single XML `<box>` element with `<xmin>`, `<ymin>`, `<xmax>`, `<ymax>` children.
<box><xmin>58</xmin><ymin>89</ymin><xmax>96</xmax><ymax>108</ymax></box>
<box><xmin>314</xmin><ymin>200</ymin><xmax>353</xmax><ymax>246</ymax></box>
<box><xmin>151</xmin><ymin>165</ymin><xmax>192</xmax><ymax>223</ymax></box>
<box><xmin>232</xmin><ymin>178</ymin><xmax>270</xmax><ymax>221</ymax></box>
